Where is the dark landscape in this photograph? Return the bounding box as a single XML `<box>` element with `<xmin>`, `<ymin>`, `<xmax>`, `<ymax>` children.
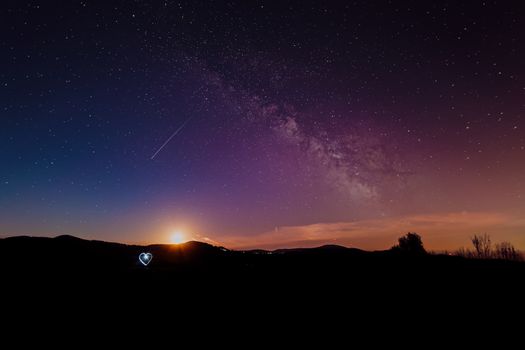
<box><xmin>3</xmin><ymin>234</ymin><xmax>524</xmax><ymax>301</ymax></box>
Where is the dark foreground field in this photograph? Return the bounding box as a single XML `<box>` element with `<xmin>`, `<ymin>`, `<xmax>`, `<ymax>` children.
<box><xmin>2</xmin><ymin>235</ymin><xmax>524</xmax><ymax>297</ymax></box>
<box><xmin>3</xmin><ymin>235</ymin><xmax>525</xmax><ymax>335</ymax></box>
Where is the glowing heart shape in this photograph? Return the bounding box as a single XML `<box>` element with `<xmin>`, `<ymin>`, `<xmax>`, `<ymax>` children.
<box><xmin>139</xmin><ymin>252</ymin><xmax>153</xmax><ymax>266</ymax></box>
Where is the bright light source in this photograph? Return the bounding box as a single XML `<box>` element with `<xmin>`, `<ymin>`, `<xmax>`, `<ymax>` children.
<box><xmin>170</xmin><ymin>231</ymin><xmax>186</xmax><ymax>244</ymax></box>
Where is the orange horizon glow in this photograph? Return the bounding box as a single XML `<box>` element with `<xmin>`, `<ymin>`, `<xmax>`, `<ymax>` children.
<box><xmin>2</xmin><ymin>210</ymin><xmax>523</xmax><ymax>252</ymax></box>
<box><xmin>217</xmin><ymin>211</ymin><xmax>525</xmax><ymax>251</ymax></box>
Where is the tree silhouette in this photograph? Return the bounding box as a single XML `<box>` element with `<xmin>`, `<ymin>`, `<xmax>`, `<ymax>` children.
<box><xmin>393</xmin><ymin>232</ymin><xmax>426</xmax><ymax>255</ymax></box>
<box><xmin>471</xmin><ymin>234</ymin><xmax>492</xmax><ymax>259</ymax></box>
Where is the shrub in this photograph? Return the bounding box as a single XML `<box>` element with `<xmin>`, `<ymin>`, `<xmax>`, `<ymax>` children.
<box><xmin>456</xmin><ymin>235</ymin><xmax>523</xmax><ymax>261</ymax></box>
<box><xmin>494</xmin><ymin>241</ymin><xmax>522</xmax><ymax>261</ymax></box>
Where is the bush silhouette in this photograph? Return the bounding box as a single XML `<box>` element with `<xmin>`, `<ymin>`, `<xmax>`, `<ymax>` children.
<box><xmin>455</xmin><ymin>234</ymin><xmax>523</xmax><ymax>261</ymax></box>
<box><xmin>393</xmin><ymin>232</ymin><xmax>426</xmax><ymax>255</ymax></box>
<box><xmin>494</xmin><ymin>241</ymin><xmax>522</xmax><ymax>261</ymax></box>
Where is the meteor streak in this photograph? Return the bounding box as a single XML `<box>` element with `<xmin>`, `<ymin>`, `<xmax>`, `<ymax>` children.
<box><xmin>150</xmin><ymin>116</ymin><xmax>194</xmax><ymax>160</ymax></box>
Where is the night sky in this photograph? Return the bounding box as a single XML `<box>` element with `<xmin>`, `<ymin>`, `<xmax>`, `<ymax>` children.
<box><xmin>1</xmin><ymin>1</ymin><xmax>524</xmax><ymax>250</ymax></box>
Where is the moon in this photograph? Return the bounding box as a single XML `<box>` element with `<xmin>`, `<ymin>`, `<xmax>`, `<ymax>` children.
<box><xmin>170</xmin><ymin>231</ymin><xmax>187</xmax><ymax>244</ymax></box>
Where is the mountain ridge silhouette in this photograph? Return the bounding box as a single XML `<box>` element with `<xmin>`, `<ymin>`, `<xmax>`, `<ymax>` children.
<box><xmin>2</xmin><ymin>234</ymin><xmax>524</xmax><ymax>303</ymax></box>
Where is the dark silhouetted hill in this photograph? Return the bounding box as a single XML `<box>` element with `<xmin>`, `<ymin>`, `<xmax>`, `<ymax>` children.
<box><xmin>2</xmin><ymin>234</ymin><xmax>525</xmax><ymax>312</ymax></box>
